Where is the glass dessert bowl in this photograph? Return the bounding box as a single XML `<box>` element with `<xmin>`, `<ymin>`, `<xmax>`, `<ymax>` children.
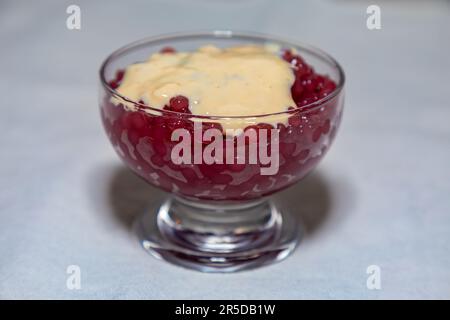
<box><xmin>99</xmin><ymin>31</ymin><xmax>345</xmax><ymax>272</ymax></box>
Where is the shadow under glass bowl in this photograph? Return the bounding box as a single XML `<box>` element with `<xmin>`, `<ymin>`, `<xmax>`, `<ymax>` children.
<box><xmin>99</xmin><ymin>31</ymin><xmax>345</xmax><ymax>272</ymax></box>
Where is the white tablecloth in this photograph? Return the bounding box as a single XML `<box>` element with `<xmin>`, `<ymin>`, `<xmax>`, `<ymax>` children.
<box><xmin>1</xmin><ymin>0</ymin><xmax>449</xmax><ymax>299</ymax></box>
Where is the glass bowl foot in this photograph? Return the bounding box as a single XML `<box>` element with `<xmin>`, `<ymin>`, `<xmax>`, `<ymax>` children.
<box><xmin>134</xmin><ymin>197</ymin><xmax>300</xmax><ymax>272</ymax></box>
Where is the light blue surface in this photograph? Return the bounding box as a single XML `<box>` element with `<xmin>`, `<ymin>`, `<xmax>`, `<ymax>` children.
<box><xmin>1</xmin><ymin>0</ymin><xmax>449</xmax><ymax>299</ymax></box>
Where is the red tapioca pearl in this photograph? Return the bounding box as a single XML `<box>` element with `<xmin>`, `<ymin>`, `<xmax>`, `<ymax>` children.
<box><xmin>138</xmin><ymin>125</ymin><xmax>152</xmax><ymax>138</ymax></box>
<box><xmin>287</xmin><ymin>107</ymin><xmax>303</xmax><ymax>127</ymax></box>
<box><xmin>198</xmin><ymin>163</ymin><xmax>227</xmax><ymax>178</ymax></box>
<box><xmin>277</xmin><ymin>123</ymin><xmax>294</xmax><ymax>142</ymax></box>
<box><xmin>120</xmin><ymin>113</ymin><xmax>130</xmax><ymax>129</ymax></box>
<box><xmin>276</xmin><ymin>123</ymin><xmax>287</xmax><ymax>134</ymax></box>
<box><xmin>143</xmin><ymin>115</ymin><xmax>161</xmax><ymax>132</ymax></box>
<box><xmin>127</xmin><ymin>112</ymin><xmax>149</xmax><ymax>131</ymax></box>
<box><xmin>320</xmin><ymin>77</ymin><xmax>337</xmax><ymax>96</ymax></box>
<box><xmin>312</xmin><ymin>126</ymin><xmax>323</xmax><ymax>143</ymax></box>
<box><xmin>297</xmin><ymin>149</ymin><xmax>310</xmax><ymax>161</ymax></box>
<box><xmin>280</xmin><ymin>142</ymin><xmax>296</xmax><ymax>157</ymax></box>
<box><xmin>127</xmin><ymin>129</ymin><xmax>142</xmax><ymax>145</ymax></box>
<box><xmin>256</xmin><ymin>123</ymin><xmax>275</xmax><ymax>130</ymax></box>
<box><xmin>301</xmin><ymin>75</ymin><xmax>322</xmax><ymax>93</ymax></box>
<box><xmin>211</xmin><ymin>163</ymin><xmax>227</xmax><ymax>173</ymax></box>
<box><xmin>282</xmin><ymin>49</ymin><xmax>306</xmax><ymax>66</ymax></box>
<box><xmin>326</xmin><ymin>100</ymin><xmax>341</xmax><ymax>118</ymax></box>
<box><xmin>291</xmin><ymin>79</ymin><xmax>304</xmax><ymax>99</ymax></box>
<box><xmin>281</xmin><ymin>49</ymin><xmax>303</xmax><ymax>65</ymax></box>
<box><xmin>257</xmin><ymin>123</ymin><xmax>275</xmax><ymax>141</ymax></box>
<box><xmin>181</xmin><ymin>167</ymin><xmax>198</xmax><ymax>182</ymax></box>
<box><xmin>280</xmin><ymin>152</ymin><xmax>298</xmax><ymax>170</ymax></box>
<box><xmin>150</xmin><ymin>120</ymin><xmax>168</xmax><ymax>141</ymax></box>
<box><xmin>313</xmin><ymin>78</ymin><xmax>326</xmax><ymax>94</ymax></box>
<box><xmin>243</xmin><ymin>124</ymin><xmax>258</xmax><ymax>132</ymax></box>
<box><xmin>291</xmin><ymin>55</ymin><xmax>306</xmax><ymax>68</ymax></box>
<box><xmin>288</xmin><ymin>113</ymin><xmax>301</xmax><ymax>127</ymax></box>
<box><xmin>244</xmin><ymin>123</ymin><xmax>274</xmax><ymax>136</ymax></box>
<box><xmin>305</xmin><ymin>112</ymin><xmax>321</xmax><ymax>127</ymax></box>
<box><xmin>165</xmin><ymin>116</ymin><xmax>189</xmax><ymax>132</ymax></box>
<box><xmin>322</xmin><ymin>119</ymin><xmax>331</xmax><ymax>135</ymax></box>
<box><xmin>153</xmin><ymin>142</ymin><xmax>167</xmax><ymax>156</ymax></box>
<box><xmin>135</xmin><ymin>144</ymin><xmax>155</xmax><ymax>168</ymax></box>
<box><xmin>282</xmin><ymin>49</ymin><xmax>295</xmax><ymax>63</ymax></box>
<box><xmin>153</xmin><ymin>116</ymin><xmax>166</xmax><ymax>127</ymax></box>
<box><xmin>295</xmin><ymin>62</ymin><xmax>313</xmax><ymax>78</ymax></box>
<box><xmin>136</xmin><ymin>99</ymin><xmax>146</xmax><ymax>106</ymax></box>
<box><xmin>202</xmin><ymin>122</ymin><xmax>224</xmax><ymax>144</ymax></box>
<box><xmin>298</xmin><ymin>92</ymin><xmax>320</xmax><ymax>107</ymax></box>
<box><xmin>293</xmin><ymin>63</ymin><xmax>313</xmax><ymax>79</ymax></box>
<box><xmin>151</xmin><ymin>154</ymin><xmax>165</xmax><ymax>167</ymax></box>
<box><xmin>281</xmin><ymin>127</ymin><xmax>297</xmax><ymax>144</ymax></box>
<box><xmin>108</xmin><ymin>80</ymin><xmax>119</xmax><ymax>89</ymax></box>
<box><xmin>240</xmin><ymin>125</ymin><xmax>257</xmax><ymax>145</ymax></box>
<box><xmin>202</xmin><ymin>121</ymin><xmax>223</xmax><ymax>133</ymax></box>
<box><xmin>227</xmin><ymin>163</ymin><xmax>246</xmax><ymax>173</ymax></box>
<box><xmin>115</xmin><ymin>69</ymin><xmax>125</xmax><ymax>82</ymax></box>
<box><xmin>167</xmin><ymin>95</ymin><xmax>190</xmax><ymax>113</ymax></box>
<box><xmin>197</xmin><ymin>164</ymin><xmax>213</xmax><ymax>177</ymax></box>
<box><xmin>160</xmin><ymin>46</ymin><xmax>176</xmax><ymax>54</ymax></box>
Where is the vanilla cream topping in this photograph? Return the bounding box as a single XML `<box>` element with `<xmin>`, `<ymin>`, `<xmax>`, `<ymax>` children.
<box><xmin>114</xmin><ymin>44</ymin><xmax>296</xmax><ymax>130</ymax></box>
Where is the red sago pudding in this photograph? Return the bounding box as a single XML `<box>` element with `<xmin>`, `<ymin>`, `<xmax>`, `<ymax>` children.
<box><xmin>99</xmin><ymin>32</ymin><xmax>345</xmax><ymax>272</ymax></box>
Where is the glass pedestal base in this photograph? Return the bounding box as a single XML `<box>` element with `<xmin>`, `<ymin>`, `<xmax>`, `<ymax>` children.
<box><xmin>134</xmin><ymin>196</ymin><xmax>300</xmax><ymax>273</ymax></box>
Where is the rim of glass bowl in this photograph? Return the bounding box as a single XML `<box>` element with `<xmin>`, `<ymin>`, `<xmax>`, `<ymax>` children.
<box><xmin>99</xmin><ymin>30</ymin><xmax>345</xmax><ymax>120</ymax></box>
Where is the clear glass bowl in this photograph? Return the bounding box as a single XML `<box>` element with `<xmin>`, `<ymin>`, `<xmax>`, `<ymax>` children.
<box><xmin>99</xmin><ymin>31</ymin><xmax>345</xmax><ymax>272</ymax></box>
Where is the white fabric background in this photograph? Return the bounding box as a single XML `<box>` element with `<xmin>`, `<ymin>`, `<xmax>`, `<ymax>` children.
<box><xmin>0</xmin><ymin>0</ymin><xmax>449</xmax><ymax>299</ymax></box>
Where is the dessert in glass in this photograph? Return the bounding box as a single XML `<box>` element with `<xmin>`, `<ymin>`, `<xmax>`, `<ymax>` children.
<box><xmin>99</xmin><ymin>31</ymin><xmax>345</xmax><ymax>272</ymax></box>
